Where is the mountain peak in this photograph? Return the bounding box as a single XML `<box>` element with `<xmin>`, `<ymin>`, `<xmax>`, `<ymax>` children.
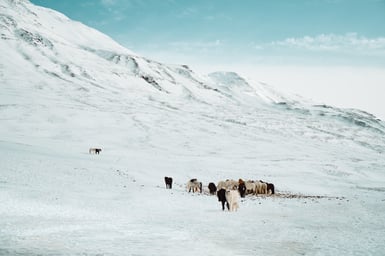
<box><xmin>1</xmin><ymin>0</ymin><xmax>135</xmax><ymax>55</ymax></box>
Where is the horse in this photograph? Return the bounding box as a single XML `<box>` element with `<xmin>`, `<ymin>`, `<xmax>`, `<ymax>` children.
<box><xmin>208</xmin><ymin>182</ymin><xmax>217</xmax><ymax>195</ymax></box>
<box><xmin>238</xmin><ymin>182</ymin><xmax>246</xmax><ymax>198</ymax></box>
<box><xmin>187</xmin><ymin>179</ymin><xmax>202</xmax><ymax>193</ymax></box>
<box><xmin>89</xmin><ymin>148</ymin><xmax>102</xmax><ymax>154</ymax></box>
<box><xmin>217</xmin><ymin>188</ymin><xmax>228</xmax><ymax>211</ymax></box>
<box><xmin>257</xmin><ymin>180</ymin><xmax>268</xmax><ymax>194</ymax></box>
<box><xmin>260</xmin><ymin>180</ymin><xmax>275</xmax><ymax>194</ymax></box>
<box><xmin>245</xmin><ymin>181</ymin><xmax>256</xmax><ymax>195</ymax></box>
<box><xmin>225</xmin><ymin>189</ymin><xmax>240</xmax><ymax>211</ymax></box>
<box><xmin>255</xmin><ymin>181</ymin><xmax>267</xmax><ymax>194</ymax></box>
<box><xmin>164</xmin><ymin>176</ymin><xmax>173</xmax><ymax>189</ymax></box>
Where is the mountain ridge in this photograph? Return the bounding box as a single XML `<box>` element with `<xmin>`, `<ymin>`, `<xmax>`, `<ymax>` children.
<box><xmin>1</xmin><ymin>0</ymin><xmax>384</xmax><ymax>154</ymax></box>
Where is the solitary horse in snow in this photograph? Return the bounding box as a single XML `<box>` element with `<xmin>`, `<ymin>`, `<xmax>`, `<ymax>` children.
<box><xmin>89</xmin><ymin>148</ymin><xmax>102</xmax><ymax>154</ymax></box>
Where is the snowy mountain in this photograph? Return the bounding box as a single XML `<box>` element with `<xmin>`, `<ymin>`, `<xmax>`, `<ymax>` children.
<box><xmin>1</xmin><ymin>0</ymin><xmax>385</xmax><ymax>255</ymax></box>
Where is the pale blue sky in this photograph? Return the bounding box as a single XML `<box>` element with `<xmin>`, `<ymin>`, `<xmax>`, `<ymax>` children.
<box><xmin>30</xmin><ymin>0</ymin><xmax>385</xmax><ymax>67</ymax></box>
<box><xmin>30</xmin><ymin>0</ymin><xmax>385</xmax><ymax>119</ymax></box>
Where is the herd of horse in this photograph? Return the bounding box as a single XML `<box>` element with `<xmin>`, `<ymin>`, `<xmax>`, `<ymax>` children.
<box><xmin>89</xmin><ymin>149</ymin><xmax>274</xmax><ymax>212</ymax></box>
<box><xmin>164</xmin><ymin>177</ymin><xmax>275</xmax><ymax>212</ymax></box>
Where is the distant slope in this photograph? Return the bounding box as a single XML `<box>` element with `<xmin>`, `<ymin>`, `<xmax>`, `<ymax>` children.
<box><xmin>1</xmin><ymin>0</ymin><xmax>385</xmax><ymax>161</ymax></box>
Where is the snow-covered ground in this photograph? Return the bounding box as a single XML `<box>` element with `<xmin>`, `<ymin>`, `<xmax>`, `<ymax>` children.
<box><xmin>1</xmin><ymin>137</ymin><xmax>385</xmax><ymax>255</ymax></box>
<box><xmin>1</xmin><ymin>0</ymin><xmax>385</xmax><ymax>255</ymax></box>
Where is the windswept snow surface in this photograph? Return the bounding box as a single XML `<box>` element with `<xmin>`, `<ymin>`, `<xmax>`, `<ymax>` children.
<box><xmin>1</xmin><ymin>0</ymin><xmax>385</xmax><ymax>255</ymax></box>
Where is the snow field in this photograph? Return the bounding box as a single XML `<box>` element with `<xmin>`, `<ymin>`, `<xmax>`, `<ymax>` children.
<box><xmin>1</xmin><ymin>0</ymin><xmax>385</xmax><ymax>254</ymax></box>
<box><xmin>1</xmin><ymin>139</ymin><xmax>385</xmax><ymax>255</ymax></box>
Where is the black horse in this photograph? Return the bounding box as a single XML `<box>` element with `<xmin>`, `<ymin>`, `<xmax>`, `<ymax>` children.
<box><xmin>164</xmin><ymin>176</ymin><xmax>173</xmax><ymax>189</ymax></box>
<box><xmin>266</xmin><ymin>183</ymin><xmax>275</xmax><ymax>194</ymax></box>
<box><xmin>217</xmin><ymin>188</ymin><xmax>229</xmax><ymax>211</ymax></box>
<box><xmin>208</xmin><ymin>182</ymin><xmax>217</xmax><ymax>195</ymax></box>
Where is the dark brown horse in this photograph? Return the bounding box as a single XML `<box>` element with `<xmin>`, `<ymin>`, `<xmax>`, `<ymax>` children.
<box><xmin>238</xmin><ymin>182</ymin><xmax>246</xmax><ymax>198</ymax></box>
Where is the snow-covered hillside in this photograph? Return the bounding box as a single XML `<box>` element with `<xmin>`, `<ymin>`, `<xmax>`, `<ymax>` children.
<box><xmin>1</xmin><ymin>0</ymin><xmax>385</xmax><ymax>255</ymax></box>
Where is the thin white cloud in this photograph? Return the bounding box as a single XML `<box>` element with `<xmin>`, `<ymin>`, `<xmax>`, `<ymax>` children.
<box><xmin>266</xmin><ymin>33</ymin><xmax>385</xmax><ymax>55</ymax></box>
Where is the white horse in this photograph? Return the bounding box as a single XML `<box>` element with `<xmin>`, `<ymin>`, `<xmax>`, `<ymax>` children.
<box><xmin>245</xmin><ymin>181</ymin><xmax>256</xmax><ymax>195</ymax></box>
<box><xmin>186</xmin><ymin>179</ymin><xmax>202</xmax><ymax>193</ymax></box>
<box><xmin>225</xmin><ymin>189</ymin><xmax>240</xmax><ymax>211</ymax></box>
<box><xmin>255</xmin><ymin>181</ymin><xmax>267</xmax><ymax>194</ymax></box>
